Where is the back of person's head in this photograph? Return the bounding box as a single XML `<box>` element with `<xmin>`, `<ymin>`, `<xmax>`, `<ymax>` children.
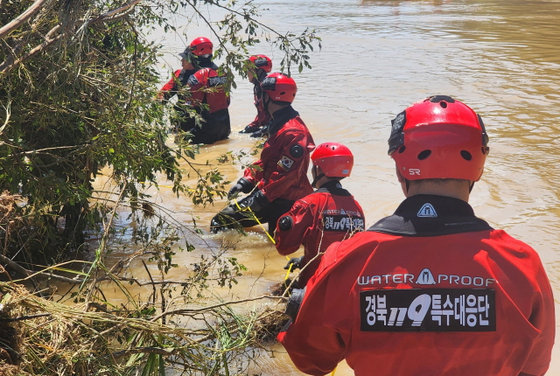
<box><xmin>261</xmin><ymin>72</ymin><xmax>297</xmax><ymax>105</ymax></box>
<box><xmin>311</xmin><ymin>142</ymin><xmax>354</xmax><ymax>179</ymax></box>
<box><xmin>388</xmin><ymin>95</ymin><xmax>490</xmax><ymax>183</ymax></box>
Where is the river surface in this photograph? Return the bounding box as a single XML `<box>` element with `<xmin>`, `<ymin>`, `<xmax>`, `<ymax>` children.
<box><xmin>102</xmin><ymin>0</ymin><xmax>560</xmax><ymax>374</ymax></box>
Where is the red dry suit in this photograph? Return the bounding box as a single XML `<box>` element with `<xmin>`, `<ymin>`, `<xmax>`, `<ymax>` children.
<box><xmin>243</xmin><ymin>106</ymin><xmax>315</xmax><ymax>203</ymax></box>
<box><xmin>160</xmin><ymin>64</ymin><xmax>230</xmax><ymax>144</ymax></box>
<box><xmin>278</xmin><ymin>195</ymin><xmax>555</xmax><ymax>376</ymax></box>
<box><xmin>274</xmin><ymin>180</ymin><xmax>365</xmax><ymax>286</ymax></box>
<box><xmin>187</xmin><ymin>67</ymin><xmax>229</xmax><ymax>113</ymax></box>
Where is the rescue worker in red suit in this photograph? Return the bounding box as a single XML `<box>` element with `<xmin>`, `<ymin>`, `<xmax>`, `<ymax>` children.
<box><xmin>159</xmin><ymin>37</ymin><xmax>230</xmax><ymax>144</ymax></box>
<box><xmin>278</xmin><ymin>95</ymin><xmax>555</xmax><ymax>376</ymax></box>
<box><xmin>239</xmin><ymin>55</ymin><xmax>273</xmax><ymax>138</ymax></box>
<box><xmin>210</xmin><ymin>73</ymin><xmax>315</xmax><ymax>234</ymax></box>
<box><xmin>275</xmin><ymin>142</ymin><xmax>365</xmax><ymax>287</ymax></box>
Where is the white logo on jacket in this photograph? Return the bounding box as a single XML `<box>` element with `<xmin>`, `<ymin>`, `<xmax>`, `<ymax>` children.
<box><xmin>417</xmin><ymin>203</ymin><xmax>438</xmax><ymax>218</ymax></box>
<box><xmin>357</xmin><ymin>267</ymin><xmax>496</xmax><ymax>288</ymax></box>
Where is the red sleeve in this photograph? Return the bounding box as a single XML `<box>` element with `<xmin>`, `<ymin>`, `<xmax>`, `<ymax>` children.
<box><xmin>261</xmin><ymin>131</ymin><xmax>310</xmax><ymax>202</ymax></box>
<box><xmin>520</xmin><ymin>257</ymin><xmax>556</xmax><ymax>376</ymax></box>
<box><xmin>274</xmin><ymin>199</ymin><xmax>315</xmax><ymax>256</ymax></box>
<box><xmin>278</xmin><ymin>241</ymin><xmax>353</xmax><ymax>375</ymax></box>
<box><xmin>243</xmin><ymin>160</ymin><xmax>264</xmax><ymax>186</ymax></box>
<box><xmin>278</xmin><ymin>235</ymin><xmax>376</xmax><ymax>374</ymax></box>
<box><xmin>186</xmin><ymin>70</ymin><xmax>206</xmax><ymax>105</ymax></box>
<box><xmin>277</xmin><ymin>273</ymin><xmax>346</xmax><ymax>375</ymax></box>
<box><xmin>159</xmin><ymin>70</ymin><xmax>181</xmax><ymax>92</ymax></box>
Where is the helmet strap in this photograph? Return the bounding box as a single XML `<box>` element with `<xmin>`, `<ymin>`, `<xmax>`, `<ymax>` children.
<box><xmin>263</xmin><ymin>93</ymin><xmax>272</xmax><ymax>114</ymax></box>
<box><xmin>469</xmin><ymin>181</ymin><xmax>475</xmax><ymax>193</ymax></box>
<box><xmin>257</xmin><ymin>69</ymin><xmax>268</xmax><ymax>82</ymax></box>
<box><xmin>311</xmin><ymin>166</ymin><xmax>325</xmax><ymax>189</ymax></box>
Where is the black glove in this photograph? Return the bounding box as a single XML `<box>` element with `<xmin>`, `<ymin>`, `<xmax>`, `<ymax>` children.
<box><xmin>250</xmin><ymin>125</ymin><xmax>269</xmax><ymax>138</ymax></box>
<box><xmin>285</xmin><ymin>287</ymin><xmax>306</xmax><ymax>320</ymax></box>
<box><xmin>227</xmin><ymin>178</ymin><xmax>254</xmax><ymax>199</ymax></box>
<box><xmin>284</xmin><ymin>256</ymin><xmax>304</xmax><ymax>270</ymax></box>
<box><xmin>240</xmin><ymin>190</ymin><xmax>269</xmax><ymax>213</ymax></box>
<box><xmin>239</xmin><ymin>125</ymin><xmax>260</xmax><ymax>134</ymax></box>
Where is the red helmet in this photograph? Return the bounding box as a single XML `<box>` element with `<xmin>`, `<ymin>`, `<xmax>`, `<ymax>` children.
<box><xmin>312</xmin><ymin>142</ymin><xmax>354</xmax><ymax>178</ymax></box>
<box><xmin>189</xmin><ymin>37</ymin><xmax>213</xmax><ymax>57</ymax></box>
<box><xmin>388</xmin><ymin>95</ymin><xmax>490</xmax><ymax>182</ymax></box>
<box><xmin>261</xmin><ymin>72</ymin><xmax>297</xmax><ymax>103</ymax></box>
<box><xmin>249</xmin><ymin>55</ymin><xmax>273</xmax><ymax>73</ymax></box>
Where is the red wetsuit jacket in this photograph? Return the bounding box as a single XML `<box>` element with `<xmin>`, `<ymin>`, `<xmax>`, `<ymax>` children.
<box><xmin>160</xmin><ymin>65</ymin><xmax>230</xmax><ymax>143</ymax></box>
<box><xmin>275</xmin><ymin>180</ymin><xmax>365</xmax><ymax>286</ymax></box>
<box><xmin>160</xmin><ymin>65</ymin><xmax>204</xmax><ymax>99</ymax></box>
<box><xmin>186</xmin><ymin>67</ymin><xmax>229</xmax><ymax>113</ymax></box>
<box><xmin>243</xmin><ymin>106</ymin><xmax>315</xmax><ymax>203</ymax></box>
<box><xmin>159</xmin><ymin>64</ymin><xmax>229</xmax><ymax>113</ymax></box>
<box><xmin>279</xmin><ymin>195</ymin><xmax>555</xmax><ymax>376</ymax></box>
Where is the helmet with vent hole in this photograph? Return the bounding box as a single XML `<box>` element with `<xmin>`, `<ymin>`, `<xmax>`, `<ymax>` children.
<box><xmin>261</xmin><ymin>72</ymin><xmax>297</xmax><ymax>103</ymax></box>
<box><xmin>388</xmin><ymin>95</ymin><xmax>489</xmax><ymax>181</ymax></box>
<box><xmin>188</xmin><ymin>37</ymin><xmax>213</xmax><ymax>57</ymax></box>
<box><xmin>312</xmin><ymin>143</ymin><xmax>354</xmax><ymax>178</ymax></box>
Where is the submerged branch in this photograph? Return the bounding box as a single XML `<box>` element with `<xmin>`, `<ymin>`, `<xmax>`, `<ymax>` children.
<box><xmin>154</xmin><ymin>295</ymin><xmax>285</xmax><ymax>321</ymax></box>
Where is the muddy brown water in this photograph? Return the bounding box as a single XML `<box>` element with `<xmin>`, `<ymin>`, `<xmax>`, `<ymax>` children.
<box><xmin>93</xmin><ymin>0</ymin><xmax>560</xmax><ymax>374</ymax></box>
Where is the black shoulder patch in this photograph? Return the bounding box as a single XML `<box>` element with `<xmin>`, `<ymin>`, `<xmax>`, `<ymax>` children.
<box><xmin>290</xmin><ymin>144</ymin><xmax>304</xmax><ymax>158</ymax></box>
<box><xmin>278</xmin><ymin>215</ymin><xmax>293</xmax><ymax>231</ymax></box>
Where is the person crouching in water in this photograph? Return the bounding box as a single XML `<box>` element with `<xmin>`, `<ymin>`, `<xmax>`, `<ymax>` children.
<box><xmin>210</xmin><ymin>73</ymin><xmax>315</xmax><ymax>235</ymax></box>
<box><xmin>274</xmin><ymin>142</ymin><xmax>365</xmax><ymax>288</ymax></box>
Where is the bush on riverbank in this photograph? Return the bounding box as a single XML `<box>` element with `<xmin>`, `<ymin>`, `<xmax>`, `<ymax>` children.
<box><xmin>0</xmin><ymin>281</ymin><xmax>287</xmax><ymax>375</ymax></box>
<box><xmin>1</xmin><ymin>1</ymin><xmax>319</xmax><ymax>373</ymax></box>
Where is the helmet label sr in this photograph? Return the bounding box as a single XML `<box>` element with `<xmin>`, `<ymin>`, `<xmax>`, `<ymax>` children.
<box><xmin>388</xmin><ymin>95</ymin><xmax>490</xmax><ymax>182</ymax></box>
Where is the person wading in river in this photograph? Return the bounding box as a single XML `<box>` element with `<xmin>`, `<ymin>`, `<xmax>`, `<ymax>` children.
<box><xmin>239</xmin><ymin>54</ymin><xmax>273</xmax><ymax>138</ymax></box>
<box><xmin>278</xmin><ymin>95</ymin><xmax>555</xmax><ymax>376</ymax></box>
<box><xmin>159</xmin><ymin>37</ymin><xmax>230</xmax><ymax>144</ymax></box>
<box><xmin>210</xmin><ymin>73</ymin><xmax>315</xmax><ymax>234</ymax></box>
<box><xmin>275</xmin><ymin>142</ymin><xmax>365</xmax><ymax>288</ymax></box>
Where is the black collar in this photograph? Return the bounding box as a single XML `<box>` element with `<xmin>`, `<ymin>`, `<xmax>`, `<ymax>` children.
<box><xmin>315</xmin><ymin>180</ymin><xmax>351</xmax><ymax>196</ymax></box>
<box><xmin>369</xmin><ymin>194</ymin><xmax>492</xmax><ymax>237</ymax></box>
<box><xmin>268</xmin><ymin>106</ymin><xmax>299</xmax><ymax>135</ymax></box>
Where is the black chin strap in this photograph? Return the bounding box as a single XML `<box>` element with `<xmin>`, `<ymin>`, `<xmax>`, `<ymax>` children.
<box><xmin>257</xmin><ymin>69</ymin><xmax>268</xmax><ymax>82</ymax></box>
<box><xmin>263</xmin><ymin>94</ymin><xmax>272</xmax><ymax>115</ymax></box>
<box><xmin>311</xmin><ymin>166</ymin><xmax>325</xmax><ymax>188</ymax></box>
